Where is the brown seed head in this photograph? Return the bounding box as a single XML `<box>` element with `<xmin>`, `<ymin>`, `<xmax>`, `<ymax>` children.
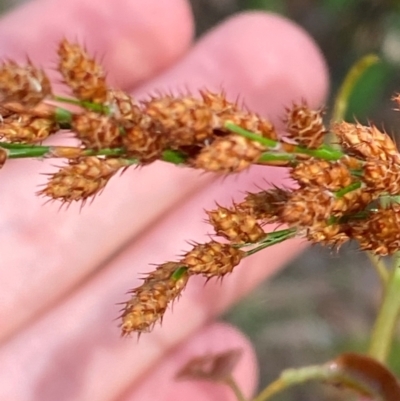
<box><xmin>183</xmin><ymin>241</ymin><xmax>244</xmax><ymax>278</ymax></box>
<box><xmin>284</xmin><ymin>102</ymin><xmax>326</xmax><ymax>148</ymax></box>
<box><xmin>207</xmin><ymin>205</ymin><xmax>265</xmax><ymax>244</ymax></box>
<box><xmin>107</xmin><ymin>89</ymin><xmax>141</xmax><ymax>123</ymax></box>
<box><xmin>350</xmin><ymin>205</ymin><xmax>400</xmax><ymax>255</ymax></box>
<box><xmin>142</xmin><ymin>95</ymin><xmax>214</xmax><ymax>148</ymax></box>
<box><xmin>362</xmin><ymin>160</ymin><xmax>400</xmax><ymax>196</ymax></box>
<box><xmin>238</xmin><ymin>188</ymin><xmax>289</xmax><ymax>222</ymax></box>
<box><xmin>39</xmin><ymin>156</ymin><xmax>129</xmax><ymax>202</ymax></box>
<box><xmin>122</xmin><ymin>115</ymin><xmax>167</xmax><ymax>163</ymax></box>
<box><xmin>0</xmin><ymin>61</ymin><xmax>52</xmax><ymax>106</ymax></box>
<box><xmin>72</xmin><ymin>112</ymin><xmax>122</xmax><ymax>149</ymax></box>
<box><xmin>291</xmin><ymin>159</ymin><xmax>353</xmax><ymax>190</ymax></box>
<box><xmin>306</xmin><ymin>221</ymin><xmax>349</xmax><ymax>247</ymax></box>
<box><xmin>58</xmin><ymin>39</ymin><xmax>108</xmax><ymax>103</ymax></box>
<box><xmin>281</xmin><ymin>187</ymin><xmax>373</xmax><ymax>227</ymax></box>
<box><xmin>333</xmin><ymin>122</ymin><xmax>399</xmax><ymax>162</ymax></box>
<box><xmin>193</xmin><ymin>134</ymin><xmax>264</xmax><ymax>173</ymax></box>
<box><xmin>0</xmin><ymin>114</ymin><xmax>58</xmax><ymax>143</ymax></box>
<box><xmin>121</xmin><ymin>264</ymin><xmax>189</xmax><ymax>335</ymax></box>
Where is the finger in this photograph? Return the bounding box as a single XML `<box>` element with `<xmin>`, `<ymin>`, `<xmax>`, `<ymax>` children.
<box><xmin>0</xmin><ymin>12</ymin><xmax>327</xmax><ymax>401</ymax></box>
<box><xmin>120</xmin><ymin>323</ymin><xmax>258</xmax><ymax>401</ymax></box>
<box><xmin>0</xmin><ymin>0</ymin><xmax>193</xmax><ymax>88</ymax></box>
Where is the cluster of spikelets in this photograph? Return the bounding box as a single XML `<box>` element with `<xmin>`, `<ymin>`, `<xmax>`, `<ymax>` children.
<box><xmin>1</xmin><ymin>40</ymin><xmax>400</xmax><ymax>336</ymax></box>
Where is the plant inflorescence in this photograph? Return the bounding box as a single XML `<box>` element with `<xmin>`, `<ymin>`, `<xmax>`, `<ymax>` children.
<box><xmin>4</xmin><ymin>39</ymin><xmax>400</xmax><ymax>400</ymax></box>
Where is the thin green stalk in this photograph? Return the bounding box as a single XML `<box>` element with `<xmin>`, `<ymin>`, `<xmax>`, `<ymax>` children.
<box><xmin>367</xmin><ymin>252</ymin><xmax>389</xmax><ymax>288</ymax></box>
<box><xmin>332</xmin><ymin>54</ymin><xmax>380</xmax><ymax>122</ymax></box>
<box><xmin>334</xmin><ymin>181</ymin><xmax>362</xmax><ymax>198</ymax></box>
<box><xmin>224</xmin><ymin>376</ymin><xmax>248</xmax><ymax>401</ymax></box>
<box><xmin>368</xmin><ymin>254</ymin><xmax>400</xmax><ymax>363</ymax></box>
<box><xmin>53</xmin><ymin>95</ymin><xmax>109</xmax><ymax>114</ymax></box>
<box><xmin>245</xmin><ymin>228</ymin><xmax>297</xmax><ymax>257</ymax></box>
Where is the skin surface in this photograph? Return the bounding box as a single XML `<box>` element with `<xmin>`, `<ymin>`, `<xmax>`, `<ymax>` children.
<box><xmin>0</xmin><ymin>0</ymin><xmax>328</xmax><ymax>400</ymax></box>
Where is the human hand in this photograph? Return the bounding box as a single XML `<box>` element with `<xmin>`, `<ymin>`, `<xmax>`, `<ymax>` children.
<box><xmin>0</xmin><ymin>0</ymin><xmax>328</xmax><ymax>400</ymax></box>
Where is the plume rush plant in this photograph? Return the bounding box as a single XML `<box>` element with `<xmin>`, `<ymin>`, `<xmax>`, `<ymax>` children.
<box><xmin>1</xmin><ymin>40</ymin><xmax>400</xmax><ymax>336</ymax></box>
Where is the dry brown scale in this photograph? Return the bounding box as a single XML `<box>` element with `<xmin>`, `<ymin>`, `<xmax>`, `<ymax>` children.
<box><xmin>2</xmin><ymin>40</ymin><xmax>400</xmax><ymax>334</ymax></box>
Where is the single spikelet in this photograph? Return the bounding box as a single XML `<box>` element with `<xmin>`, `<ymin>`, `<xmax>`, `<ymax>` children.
<box><xmin>362</xmin><ymin>160</ymin><xmax>400</xmax><ymax>196</ymax></box>
<box><xmin>237</xmin><ymin>188</ymin><xmax>289</xmax><ymax>222</ymax></box>
<box><xmin>206</xmin><ymin>204</ymin><xmax>265</xmax><ymax>244</ymax></box>
<box><xmin>193</xmin><ymin>134</ymin><xmax>265</xmax><ymax>173</ymax></box>
<box><xmin>38</xmin><ymin>156</ymin><xmax>130</xmax><ymax>202</ymax></box>
<box><xmin>291</xmin><ymin>159</ymin><xmax>353</xmax><ymax>190</ymax></box>
<box><xmin>281</xmin><ymin>187</ymin><xmax>335</xmax><ymax>226</ymax></box>
<box><xmin>333</xmin><ymin>122</ymin><xmax>400</xmax><ymax>162</ymax></box>
<box><xmin>281</xmin><ymin>187</ymin><xmax>373</xmax><ymax>227</ymax></box>
<box><xmin>107</xmin><ymin>89</ymin><xmax>141</xmax><ymax>122</ymax></box>
<box><xmin>201</xmin><ymin>90</ymin><xmax>277</xmax><ymax>139</ymax></box>
<box><xmin>72</xmin><ymin>112</ymin><xmax>122</xmax><ymax>149</ymax></box>
<box><xmin>120</xmin><ymin>264</ymin><xmax>189</xmax><ymax>335</ymax></box>
<box><xmin>142</xmin><ymin>95</ymin><xmax>215</xmax><ymax>148</ymax></box>
<box><xmin>0</xmin><ymin>114</ymin><xmax>58</xmax><ymax>143</ymax></box>
<box><xmin>0</xmin><ymin>60</ymin><xmax>52</xmax><ymax>106</ymax></box>
<box><xmin>122</xmin><ymin>115</ymin><xmax>167</xmax><ymax>163</ymax></box>
<box><xmin>58</xmin><ymin>39</ymin><xmax>108</xmax><ymax>104</ymax></box>
<box><xmin>284</xmin><ymin>102</ymin><xmax>326</xmax><ymax>148</ymax></box>
<box><xmin>350</xmin><ymin>205</ymin><xmax>400</xmax><ymax>255</ymax></box>
<box><xmin>182</xmin><ymin>241</ymin><xmax>244</xmax><ymax>278</ymax></box>
<box><xmin>305</xmin><ymin>221</ymin><xmax>349</xmax><ymax>247</ymax></box>
<box><xmin>200</xmin><ymin>90</ymin><xmax>241</xmax><ymax>115</ymax></box>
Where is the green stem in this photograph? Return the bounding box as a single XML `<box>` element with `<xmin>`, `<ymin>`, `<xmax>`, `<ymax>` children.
<box><xmin>53</xmin><ymin>95</ymin><xmax>109</xmax><ymax>114</ymax></box>
<box><xmin>245</xmin><ymin>228</ymin><xmax>297</xmax><ymax>256</ymax></box>
<box><xmin>225</xmin><ymin>376</ymin><xmax>248</xmax><ymax>401</ymax></box>
<box><xmin>334</xmin><ymin>181</ymin><xmax>362</xmax><ymax>198</ymax></box>
<box><xmin>367</xmin><ymin>252</ymin><xmax>389</xmax><ymax>288</ymax></box>
<box><xmin>368</xmin><ymin>254</ymin><xmax>400</xmax><ymax>363</ymax></box>
<box><xmin>225</xmin><ymin>122</ymin><xmax>345</xmax><ymax>163</ymax></box>
<box><xmin>332</xmin><ymin>54</ymin><xmax>380</xmax><ymax>122</ymax></box>
<box><xmin>224</xmin><ymin>121</ymin><xmax>278</xmax><ymax>148</ymax></box>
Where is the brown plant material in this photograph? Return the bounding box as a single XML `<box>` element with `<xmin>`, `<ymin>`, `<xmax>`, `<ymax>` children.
<box><xmin>285</xmin><ymin>102</ymin><xmax>326</xmax><ymax>148</ymax></box>
<box><xmin>0</xmin><ymin>147</ymin><xmax>7</xmax><ymax>169</ymax></box>
<box><xmin>183</xmin><ymin>241</ymin><xmax>244</xmax><ymax>278</ymax></box>
<box><xmin>58</xmin><ymin>39</ymin><xmax>108</xmax><ymax>103</ymax></box>
<box><xmin>238</xmin><ymin>188</ymin><xmax>289</xmax><ymax>222</ymax></box>
<box><xmin>38</xmin><ymin>156</ymin><xmax>130</xmax><ymax>202</ymax></box>
<box><xmin>107</xmin><ymin>89</ymin><xmax>141</xmax><ymax>122</ymax></box>
<box><xmin>193</xmin><ymin>134</ymin><xmax>265</xmax><ymax>173</ymax></box>
<box><xmin>72</xmin><ymin>112</ymin><xmax>122</xmax><ymax>149</ymax></box>
<box><xmin>207</xmin><ymin>204</ymin><xmax>265</xmax><ymax>244</ymax></box>
<box><xmin>0</xmin><ymin>114</ymin><xmax>58</xmax><ymax>143</ymax></box>
<box><xmin>121</xmin><ymin>264</ymin><xmax>189</xmax><ymax>335</ymax></box>
<box><xmin>362</xmin><ymin>159</ymin><xmax>400</xmax><ymax>195</ymax></box>
<box><xmin>4</xmin><ymin>41</ymin><xmax>400</xmax><ymax>335</ymax></box>
<box><xmin>350</xmin><ymin>205</ymin><xmax>400</xmax><ymax>255</ymax></box>
<box><xmin>143</xmin><ymin>95</ymin><xmax>215</xmax><ymax>148</ymax></box>
<box><xmin>121</xmin><ymin>115</ymin><xmax>167</xmax><ymax>163</ymax></box>
<box><xmin>333</xmin><ymin>122</ymin><xmax>399</xmax><ymax>162</ymax></box>
<box><xmin>176</xmin><ymin>349</ymin><xmax>243</xmax><ymax>382</ymax></box>
<box><xmin>306</xmin><ymin>221</ymin><xmax>350</xmax><ymax>247</ymax></box>
<box><xmin>291</xmin><ymin>159</ymin><xmax>353</xmax><ymax>190</ymax></box>
<box><xmin>330</xmin><ymin>353</ymin><xmax>400</xmax><ymax>401</ymax></box>
<box><xmin>0</xmin><ymin>61</ymin><xmax>52</xmax><ymax>106</ymax></box>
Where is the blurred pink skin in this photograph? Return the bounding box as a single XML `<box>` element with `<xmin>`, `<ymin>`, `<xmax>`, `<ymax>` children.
<box><xmin>0</xmin><ymin>0</ymin><xmax>328</xmax><ymax>400</ymax></box>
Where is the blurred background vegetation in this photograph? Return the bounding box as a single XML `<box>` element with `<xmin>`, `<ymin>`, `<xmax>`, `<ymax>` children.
<box><xmin>1</xmin><ymin>0</ymin><xmax>400</xmax><ymax>400</ymax></box>
<box><xmin>188</xmin><ymin>1</ymin><xmax>400</xmax><ymax>400</ymax></box>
